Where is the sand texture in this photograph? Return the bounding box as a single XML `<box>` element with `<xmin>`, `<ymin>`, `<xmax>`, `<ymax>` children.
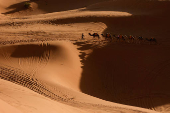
<box><xmin>0</xmin><ymin>0</ymin><xmax>170</xmax><ymax>113</ymax></box>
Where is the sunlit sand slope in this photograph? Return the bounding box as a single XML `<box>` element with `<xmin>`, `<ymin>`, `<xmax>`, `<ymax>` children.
<box><xmin>0</xmin><ymin>41</ymin><xmax>158</xmax><ymax>113</ymax></box>
<box><xmin>0</xmin><ymin>0</ymin><xmax>170</xmax><ymax>113</ymax></box>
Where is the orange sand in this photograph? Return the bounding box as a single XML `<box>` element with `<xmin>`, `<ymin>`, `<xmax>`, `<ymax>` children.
<box><xmin>0</xmin><ymin>0</ymin><xmax>170</xmax><ymax>113</ymax></box>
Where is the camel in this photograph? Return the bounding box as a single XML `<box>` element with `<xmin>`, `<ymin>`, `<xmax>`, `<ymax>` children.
<box><xmin>146</xmin><ymin>38</ymin><xmax>157</xmax><ymax>44</ymax></box>
<box><xmin>136</xmin><ymin>36</ymin><xmax>144</xmax><ymax>44</ymax></box>
<box><xmin>128</xmin><ymin>35</ymin><xmax>135</xmax><ymax>40</ymax></box>
<box><xmin>138</xmin><ymin>36</ymin><xmax>143</xmax><ymax>40</ymax></box>
<box><xmin>89</xmin><ymin>33</ymin><xmax>100</xmax><ymax>39</ymax></box>
<box><xmin>116</xmin><ymin>34</ymin><xmax>125</xmax><ymax>41</ymax></box>
<box><xmin>101</xmin><ymin>33</ymin><xmax>112</xmax><ymax>41</ymax></box>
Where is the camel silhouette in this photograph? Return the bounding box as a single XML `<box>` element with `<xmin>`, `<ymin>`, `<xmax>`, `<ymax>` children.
<box><xmin>116</xmin><ymin>34</ymin><xmax>125</xmax><ymax>41</ymax></box>
<box><xmin>138</xmin><ymin>36</ymin><xmax>143</xmax><ymax>40</ymax></box>
<box><xmin>128</xmin><ymin>35</ymin><xmax>135</xmax><ymax>40</ymax></box>
<box><xmin>146</xmin><ymin>38</ymin><xmax>157</xmax><ymax>44</ymax></box>
<box><xmin>89</xmin><ymin>33</ymin><xmax>100</xmax><ymax>39</ymax></box>
<box><xmin>101</xmin><ymin>33</ymin><xmax>113</xmax><ymax>41</ymax></box>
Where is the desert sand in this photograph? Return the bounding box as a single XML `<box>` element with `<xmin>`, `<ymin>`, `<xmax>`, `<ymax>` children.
<box><xmin>0</xmin><ymin>0</ymin><xmax>170</xmax><ymax>113</ymax></box>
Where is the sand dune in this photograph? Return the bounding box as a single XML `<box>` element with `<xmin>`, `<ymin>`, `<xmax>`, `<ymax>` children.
<box><xmin>0</xmin><ymin>0</ymin><xmax>170</xmax><ymax>113</ymax></box>
<box><xmin>1</xmin><ymin>0</ymin><xmax>107</xmax><ymax>16</ymax></box>
<box><xmin>0</xmin><ymin>99</ymin><xmax>22</xmax><ymax>113</ymax></box>
<box><xmin>0</xmin><ymin>41</ymin><xmax>158</xmax><ymax>113</ymax></box>
<box><xmin>0</xmin><ymin>79</ymin><xmax>88</xmax><ymax>113</ymax></box>
<box><xmin>0</xmin><ymin>41</ymin><xmax>82</xmax><ymax>90</ymax></box>
<box><xmin>79</xmin><ymin>41</ymin><xmax>170</xmax><ymax>110</ymax></box>
<box><xmin>86</xmin><ymin>0</ymin><xmax>170</xmax><ymax>15</ymax></box>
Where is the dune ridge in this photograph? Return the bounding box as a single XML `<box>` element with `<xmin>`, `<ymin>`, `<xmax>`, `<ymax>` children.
<box><xmin>0</xmin><ymin>0</ymin><xmax>170</xmax><ymax>113</ymax></box>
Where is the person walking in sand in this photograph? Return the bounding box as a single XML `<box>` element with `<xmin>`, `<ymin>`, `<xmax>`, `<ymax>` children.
<box><xmin>82</xmin><ymin>33</ymin><xmax>84</xmax><ymax>39</ymax></box>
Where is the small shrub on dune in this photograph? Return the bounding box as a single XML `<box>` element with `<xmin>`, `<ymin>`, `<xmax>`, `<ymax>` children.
<box><xmin>24</xmin><ymin>2</ymin><xmax>31</xmax><ymax>9</ymax></box>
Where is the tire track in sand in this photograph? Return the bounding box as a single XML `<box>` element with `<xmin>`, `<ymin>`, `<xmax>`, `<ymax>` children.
<box><xmin>0</xmin><ymin>65</ymin><xmax>150</xmax><ymax>113</ymax></box>
<box><xmin>0</xmin><ymin>65</ymin><xmax>69</xmax><ymax>101</ymax></box>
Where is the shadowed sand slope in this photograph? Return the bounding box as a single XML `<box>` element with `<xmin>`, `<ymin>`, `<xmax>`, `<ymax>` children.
<box><xmin>0</xmin><ymin>41</ymin><xmax>158</xmax><ymax>113</ymax></box>
<box><xmin>0</xmin><ymin>0</ymin><xmax>170</xmax><ymax>113</ymax></box>
<box><xmin>1</xmin><ymin>0</ymin><xmax>106</xmax><ymax>15</ymax></box>
<box><xmin>0</xmin><ymin>0</ymin><xmax>28</xmax><ymax>13</ymax></box>
<box><xmin>86</xmin><ymin>0</ymin><xmax>170</xmax><ymax>15</ymax></box>
<box><xmin>10</xmin><ymin>44</ymin><xmax>56</xmax><ymax>58</ymax></box>
<box><xmin>0</xmin><ymin>41</ymin><xmax>82</xmax><ymax>91</ymax></box>
<box><xmin>47</xmin><ymin>15</ymin><xmax>170</xmax><ymax>45</ymax></box>
<box><xmin>1</xmin><ymin>0</ymin><xmax>170</xmax><ymax>16</ymax></box>
<box><xmin>79</xmin><ymin>42</ymin><xmax>170</xmax><ymax>112</ymax></box>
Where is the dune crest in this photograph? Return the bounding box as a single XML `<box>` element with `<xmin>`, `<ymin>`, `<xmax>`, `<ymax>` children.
<box><xmin>0</xmin><ymin>0</ymin><xmax>170</xmax><ymax>113</ymax></box>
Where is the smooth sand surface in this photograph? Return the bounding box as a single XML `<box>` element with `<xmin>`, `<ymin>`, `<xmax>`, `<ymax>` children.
<box><xmin>0</xmin><ymin>0</ymin><xmax>170</xmax><ymax>113</ymax></box>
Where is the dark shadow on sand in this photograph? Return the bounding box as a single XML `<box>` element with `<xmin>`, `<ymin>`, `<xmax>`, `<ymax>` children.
<box><xmin>2</xmin><ymin>0</ymin><xmax>106</xmax><ymax>15</ymax></box>
<box><xmin>10</xmin><ymin>44</ymin><xmax>57</xmax><ymax>58</ymax></box>
<box><xmin>2</xmin><ymin>1</ymin><xmax>30</xmax><ymax>15</ymax></box>
<box><xmin>77</xmin><ymin>41</ymin><xmax>170</xmax><ymax>109</ymax></box>
<box><xmin>49</xmin><ymin>15</ymin><xmax>170</xmax><ymax>42</ymax></box>
<box><xmin>85</xmin><ymin>0</ymin><xmax>170</xmax><ymax>16</ymax></box>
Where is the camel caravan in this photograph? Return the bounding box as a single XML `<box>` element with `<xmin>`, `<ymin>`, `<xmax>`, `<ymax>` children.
<box><xmin>88</xmin><ymin>33</ymin><xmax>157</xmax><ymax>44</ymax></box>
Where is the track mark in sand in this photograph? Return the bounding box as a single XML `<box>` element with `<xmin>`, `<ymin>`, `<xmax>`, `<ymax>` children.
<box><xmin>74</xmin><ymin>39</ymin><xmax>169</xmax><ymax>112</ymax></box>
<box><xmin>0</xmin><ymin>39</ymin><xmax>158</xmax><ymax>112</ymax></box>
<box><xmin>16</xmin><ymin>43</ymin><xmax>51</xmax><ymax>75</ymax></box>
<box><xmin>0</xmin><ymin>43</ymin><xmax>52</xmax><ymax>76</ymax></box>
<box><xmin>0</xmin><ymin>38</ymin><xmax>55</xmax><ymax>45</ymax></box>
<box><xmin>119</xmin><ymin>93</ymin><xmax>170</xmax><ymax>111</ymax></box>
<box><xmin>132</xmin><ymin>59</ymin><xmax>170</xmax><ymax>110</ymax></box>
<box><xmin>0</xmin><ymin>65</ymin><xmax>69</xmax><ymax>102</ymax></box>
<box><xmin>0</xmin><ymin>65</ymin><xmax>149</xmax><ymax>113</ymax></box>
<box><xmin>142</xmin><ymin>59</ymin><xmax>170</xmax><ymax>87</ymax></box>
